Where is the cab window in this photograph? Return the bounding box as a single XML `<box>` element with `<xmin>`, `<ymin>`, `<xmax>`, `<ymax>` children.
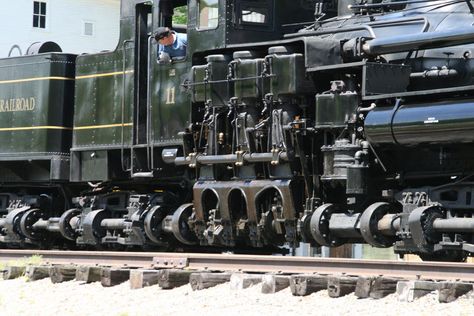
<box><xmin>198</xmin><ymin>0</ymin><xmax>219</xmax><ymax>29</ymax></box>
<box><xmin>241</xmin><ymin>6</ymin><xmax>267</xmax><ymax>24</ymax></box>
<box><xmin>236</xmin><ymin>0</ymin><xmax>273</xmax><ymax>29</ymax></box>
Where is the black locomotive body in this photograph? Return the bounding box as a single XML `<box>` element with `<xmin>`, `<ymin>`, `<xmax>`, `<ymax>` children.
<box><xmin>1</xmin><ymin>0</ymin><xmax>474</xmax><ymax>261</ymax></box>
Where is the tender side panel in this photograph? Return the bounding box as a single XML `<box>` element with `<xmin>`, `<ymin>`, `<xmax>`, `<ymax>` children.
<box><xmin>0</xmin><ymin>53</ymin><xmax>76</xmax><ymax>181</ymax></box>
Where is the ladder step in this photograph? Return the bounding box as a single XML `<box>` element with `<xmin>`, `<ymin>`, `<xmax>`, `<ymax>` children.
<box><xmin>131</xmin><ymin>172</ymin><xmax>154</xmax><ymax>178</ymax></box>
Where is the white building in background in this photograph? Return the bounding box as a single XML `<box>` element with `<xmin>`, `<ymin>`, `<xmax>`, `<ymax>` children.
<box><xmin>0</xmin><ymin>0</ymin><xmax>120</xmax><ymax>58</ymax></box>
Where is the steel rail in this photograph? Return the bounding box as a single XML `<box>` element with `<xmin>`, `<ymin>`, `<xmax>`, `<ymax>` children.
<box><xmin>1</xmin><ymin>250</ymin><xmax>474</xmax><ymax>281</ymax></box>
<box><xmin>0</xmin><ymin>250</ymin><xmax>157</xmax><ymax>268</ymax></box>
<box><xmin>153</xmin><ymin>253</ymin><xmax>474</xmax><ymax>281</ymax></box>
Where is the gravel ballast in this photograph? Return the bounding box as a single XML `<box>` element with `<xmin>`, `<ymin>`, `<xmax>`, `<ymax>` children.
<box><xmin>1</xmin><ymin>278</ymin><xmax>474</xmax><ymax>316</ymax></box>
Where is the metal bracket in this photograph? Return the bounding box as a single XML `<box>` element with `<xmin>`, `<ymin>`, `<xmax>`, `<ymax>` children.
<box><xmin>153</xmin><ymin>255</ymin><xmax>189</xmax><ymax>269</ymax></box>
<box><xmin>271</xmin><ymin>148</ymin><xmax>280</xmax><ymax>166</ymax></box>
<box><xmin>189</xmin><ymin>153</ymin><xmax>198</xmax><ymax>168</ymax></box>
<box><xmin>235</xmin><ymin>150</ymin><xmax>244</xmax><ymax>166</ymax></box>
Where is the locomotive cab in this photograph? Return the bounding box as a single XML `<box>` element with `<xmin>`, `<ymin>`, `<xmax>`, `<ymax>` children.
<box><xmin>186</xmin><ymin>0</ymin><xmax>318</xmax><ymax>54</ymax></box>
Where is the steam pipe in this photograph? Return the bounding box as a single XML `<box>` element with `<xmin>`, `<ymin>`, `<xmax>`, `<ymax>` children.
<box><xmin>285</xmin><ymin>17</ymin><xmax>427</xmax><ymax>40</ymax></box>
<box><xmin>361</xmin><ymin>28</ymin><xmax>474</xmax><ymax>55</ymax></box>
<box><xmin>410</xmin><ymin>68</ymin><xmax>459</xmax><ymax>79</ymax></box>
<box><xmin>349</xmin><ymin>0</ymin><xmax>447</xmax><ymax>10</ymax></box>
<box><xmin>174</xmin><ymin>152</ymin><xmax>289</xmax><ymax>166</ymax></box>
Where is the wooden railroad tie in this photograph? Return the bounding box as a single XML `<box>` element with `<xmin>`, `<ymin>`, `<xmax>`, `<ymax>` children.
<box><xmin>158</xmin><ymin>269</ymin><xmax>194</xmax><ymax>289</ymax></box>
<box><xmin>26</xmin><ymin>265</ymin><xmax>51</xmax><ymax>281</ymax></box>
<box><xmin>50</xmin><ymin>265</ymin><xmax>77</xmax><ymax>284</ymax></box>
<box><xmin>397</xmin><ymin>280</ymin><xmax>473</xmax><ymax>303</ymax></box>
<box><xmin>261</xmin><ymin>274</ymin><xmax>291</xmax><ymax>294</ymax></box>
<box><xmin>130</xmin><ymin>269</ymin><xmax>160</xmax><ymax>289</ymax></box>
<box><xmin>397</xmin><ymin>280</ymin><xmax>440</xmax><ymax>302</ymax></box>
<box><xmin>76</xmin><ymin>265</ymin><xmax>103</xmax><ymax>283</ymax></box>
<box><xmin>290</xmin><ymin>274</ymin><xmax>328</xmax><ymax>296</ymax></box>
<box><xmin>230</xmin><ymin>273</ymin><xmax>262</xmax><ymax>290</ymax></box>
<box><xmin>327</xmin><ymin>275</ymin><xmax>358</xmax><ymax>298</ymax></box>
<box><xmin>101</xmin><ymin>268</ymin><xmax>130</xmax><ymax>287</ymax></box>
<box><xmin>189</xmin><ymin>272</ymin><xmax>231</xmax><ymax>291</ymax></box>
<box><xmin>355</xmin><ymin>276</ymin><xmax>400</xmax><ymax>299</ymax></box>
<box><xmin>438</xmin><ymin>282</ymin><xmax>473</xmax><ymax>303</ymax></box>
<box><xmin>3</xmin><ymin>266</ymin><xmax>26</xmax><ymax>280</ymax></box>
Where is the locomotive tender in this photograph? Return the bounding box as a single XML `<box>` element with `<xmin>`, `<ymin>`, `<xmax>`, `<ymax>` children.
<box><xmin>1</xmin><ymin>0</ymin><xmax>474</xmax><ymax>261</ymax></box>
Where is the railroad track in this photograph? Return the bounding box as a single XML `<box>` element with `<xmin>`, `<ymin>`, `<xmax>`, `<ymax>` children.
<box><xmin>1</xmin><ymin>249</ymin><xmax>474</xmax><ymax>282</ymax></box>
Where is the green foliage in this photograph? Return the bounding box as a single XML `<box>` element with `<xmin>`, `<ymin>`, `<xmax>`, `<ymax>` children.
<box><xmin>14</xmin><ymin>255</ymin><xmax>43</xmax><ymax>267</ymax></box>
<box><xmin>0</xmin><ymin>254</ymin><xmax>43</xmax><ymax>271</ymax></box>
<box><xmin>173</xmin><ymin>6</ymin><xmax>188</xmax><ymax>25</ymax></box>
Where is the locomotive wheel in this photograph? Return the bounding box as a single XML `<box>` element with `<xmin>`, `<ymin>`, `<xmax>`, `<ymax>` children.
<box><xmin>4</xmin><ymin>207</ymin><xmax>30</xmax><ymax>240</ymax></box>
<box><xmin>59</xmin><ymin>208</ymin><xmax>81</xmax><ymax>241</ymax></box>
<box><xmin>144</xmin><ymin>206</ymin><xmax>167</xmax><ymax>244</ymax></box>
<box><xmin>408</xmin><ymin>205</ymin><xmax>444</xmax><ymax>251</ymax></box>
<box><xmin>310</xmin><ymin>204</ymin><xmax>343</xmax><ymax>247</ymax></box>
<box><xmin>82</xmin><ymin>209</ymin><xmax>108</xmax><ymax>243</ymax></box>
<box><xmin>360</xmin><ymin>202</ymin><xmax>396</xmax><ymax>248</ymax></box>
<box><xmin>19</xmin><ymin>209</ymin><xmax>45</xmax><ymax>241</ymax></box>
<box><xmin>171</xmin><ymin>203</ymin><xmax>197</xmax><ymax>245</ymax></box>
<box><xmin>299</xmin><ymin>213</ymin><xmax>314</xmax><ymax>244</ymax></box>
<box><xmin>407</xmin><ymin>205</ymin><xmax>468</xmax><ymax>262</ymax></box>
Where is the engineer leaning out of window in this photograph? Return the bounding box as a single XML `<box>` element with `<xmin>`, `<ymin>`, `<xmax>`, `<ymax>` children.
<box><xmin>154</xmin><ymin>27</ymin><xmax>187</xmax><ymax>63</ymax></box>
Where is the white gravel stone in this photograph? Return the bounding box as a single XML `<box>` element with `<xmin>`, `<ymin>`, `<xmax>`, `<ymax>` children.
<box><xmin>0</xmin><ymin>277</ymin><xmax>473</xmax><ymax>316</ymax></box>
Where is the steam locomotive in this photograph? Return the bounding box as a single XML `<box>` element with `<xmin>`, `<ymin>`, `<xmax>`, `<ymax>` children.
<box><xmin>1</xmin><ymin>0</ymin><xmax>474</xmax><ymax>261</ymax></box>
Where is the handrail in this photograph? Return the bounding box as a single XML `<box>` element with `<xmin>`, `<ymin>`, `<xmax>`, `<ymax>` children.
<box><xmin>121</xmin><ymin>39</ymin><xmax>134</xmax><ymax>172</ymax></box>
<box><xmin>284</xmin><ymin>25</ymin><xmax>376</xmax><ymax>39</ymax></box>
<box><xmin>146</xmin><ymin>35</ymin><xmax>154</xmax><ymax>171</ymax></box>
<box><xmin>284</xmin><ymin>16</ymin><xmax>428</xmax><ymax>40</ymax></box>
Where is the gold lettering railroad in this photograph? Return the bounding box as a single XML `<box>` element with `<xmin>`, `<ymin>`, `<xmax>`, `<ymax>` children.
<box><xmin>0</xmin><ymin>97</ymin><xmax>36</xmax><ymax>112</ymax></box>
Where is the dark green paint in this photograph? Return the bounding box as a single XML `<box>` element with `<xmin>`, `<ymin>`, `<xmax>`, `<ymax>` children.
<box><xmin>234</xmin><ymin>58</ymin><xmax>266</xmax><ymax>100</ymax></box>
<box><xmin>73</xmin><ymin>49</ymin><xmax>134</xmax><ymax>149</ymax></box>
<box><xmin>151</xmin><ymin>59</ymin><xmax>191</xmax><ymax>144</ymax></box>
<box><xmin>269</xmin><ymin>53</ymin><xmax>313</xmax><ymax>96</ymax></box>
<box><xmin>0</xmin><ymin>53</ymin><xmax>75</xmax><ymax>157</ymax></box>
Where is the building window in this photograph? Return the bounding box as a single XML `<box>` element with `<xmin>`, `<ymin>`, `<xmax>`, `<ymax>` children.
<box><xmin>33</xmin><ymin>1</ymin><xmax>47</xmax><ymax>28</ymax></box>
<box><xmin>84</xmin><ymin>22</ymin><xmax>94</xmax><ymax>36</ymax></box>
<box><xmin>198</xmin><ymin>0</ymin><xmax>218</xmax><ymax>30</ymax></box>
